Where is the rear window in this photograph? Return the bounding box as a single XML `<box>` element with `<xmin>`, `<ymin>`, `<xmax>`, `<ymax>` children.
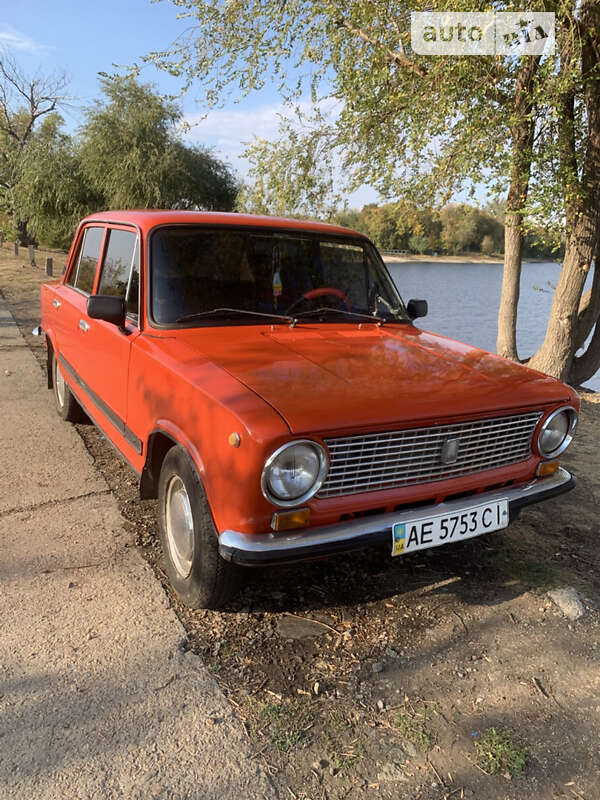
<box><xmin>68</xmin><ymin>226</ymin><xmax>104</xmax><ymax>294</ymax></box>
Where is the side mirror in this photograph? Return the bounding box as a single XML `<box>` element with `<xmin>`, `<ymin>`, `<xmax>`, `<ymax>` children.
<box><xmin>87</xmin><ymin>295</ymin><xmax>127</xmax><ymax>328</ymax></box>
<box><xmin>407</xmin><ymin>299</ymin><xmax>428</xmax><ymax>320</ymax></box>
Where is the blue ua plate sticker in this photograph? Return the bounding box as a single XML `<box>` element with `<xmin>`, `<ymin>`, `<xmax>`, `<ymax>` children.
<box><xmin>392</xmin><ymin>523</ymin><xmax>406</xmax><ymax>556</ymax></box>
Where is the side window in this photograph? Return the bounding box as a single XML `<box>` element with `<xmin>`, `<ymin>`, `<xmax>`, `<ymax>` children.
<box><xmin>97</xmin><ymin>229</ymin><xmax>140</xmax><ymax>318</ymax></box>
<box><xmin>67</xmin><ymin>226</ymin><xmax>104</xmax><ymax>294</ymax></box>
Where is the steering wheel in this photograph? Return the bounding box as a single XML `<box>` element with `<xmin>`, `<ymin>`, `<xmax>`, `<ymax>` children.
<box><xmin>285</xmin><ymin>287</ymin><xmax>351</xmax><ymax>316</ymax></box>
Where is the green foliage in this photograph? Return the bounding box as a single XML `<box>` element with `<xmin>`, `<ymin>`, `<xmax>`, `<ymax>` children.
<box><xmin>143</xmin><ymin>0</ymin><xmax>555</xmax><ymax>216</ymax></box>
<box><xmin>78</xmin><ymin>75</ymin><xmax>238</xmax><ymax>212</ymax></box>
<box><xmin>408</xmin><ymin>234</ymin><xmax>429</xmax><ymax>254</ymax></box>
<box><xmin>0</xmin><ymin>55</ymin><xmax>68</xmax><ymax>243</ymax></box>
<box><xmin>474</xmin><ymin>727</ymin><xmax>528</xmax><ymax>777</ymax></box>
<box><xmin>392</xmin><ymin>702</ymin><xmax>436</xmax><ymax>751</ymax></box>
<box><xmin>481</xmin><ymin>235</ymin><xmax>495</xmax><ymax>256</ymax></box>
<box><xmin>16</xmin><ymin>75</ymin><xmax>239</xmax><ymax>247</ymax></box>
<box><xmin>256</xmin><ymin>699</ymin><xmax>313</xmax><ymax>752</ymax></box>
<box><xmin>236</xmin><ymin>127</ymin><xmax>341</xmax><ymax>218</ymax></box>
<box><xmin>329</xmin><ymin>201</ymin><xmax>530</xmax><ymax>257</ymax></box>
<box><xmin>18</xmin><ymin>115</ymin><xmax>98</xmax><ymax>248</ymax></box>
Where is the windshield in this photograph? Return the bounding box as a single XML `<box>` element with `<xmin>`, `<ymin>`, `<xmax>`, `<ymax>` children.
<box><xmin>149</xmin><ymin>227</ymin><xmax>408</xmax><ymax>326</ymax></box>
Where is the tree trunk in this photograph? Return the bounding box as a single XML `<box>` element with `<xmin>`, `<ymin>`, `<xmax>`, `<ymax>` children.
<box><xmin>496</xmin><ymin>57</ymin><xmax>540</xmax><ymax>361</ymax></box>
<box><xmin>573</xmin><ymin>239</ymin><xmax>600</xmax><ymax>351</ymax></box>
<box><xmin>528</xmin><ymin>3</ymin><xmax>600</xmax><ymax>382</ymax></box>
<box><xmin>569</xmin><ymin>314</ymin><xmax>600</xmax><ymax>386</ymax></box>
<box><xmin>528</xmin><ymin>218</ymin><xmax>598</xmax><ymax>380</ymax></box>
<box><xmin>497</xmin><ymin>212</ymin><xmax>524</xmax><ymax>360</ymax></box>
<box><xmin>16</xmin><ymin>218</ymin><xmax>33</xmax><ymax>247</ymax></box>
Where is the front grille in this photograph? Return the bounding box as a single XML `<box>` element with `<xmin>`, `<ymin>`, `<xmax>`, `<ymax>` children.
<box><xmin>318</xmin><ymin>411</ymin><xmax>542</xmax><ymax>498</ymax></box>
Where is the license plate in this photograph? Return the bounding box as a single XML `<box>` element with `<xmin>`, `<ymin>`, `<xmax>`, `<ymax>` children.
<box><xmin>391</xmin><ymin>499</ymin><xmax>509</xmax><ymax>557</ymax></box>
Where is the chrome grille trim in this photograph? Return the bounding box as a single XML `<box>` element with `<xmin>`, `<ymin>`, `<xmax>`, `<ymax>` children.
<box><xmin>318</xmin><ymin>412</ymin><xmax>542</xmax><ymax>498</ymax></box>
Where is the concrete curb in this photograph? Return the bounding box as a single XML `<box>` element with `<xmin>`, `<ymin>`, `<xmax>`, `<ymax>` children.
<box><xmin>0</xmin><ymin>297</ymin><xmax>278</xmax><ymax>799</ymax></box>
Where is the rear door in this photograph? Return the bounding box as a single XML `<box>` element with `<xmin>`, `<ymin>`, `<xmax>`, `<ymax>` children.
<box><xmin>75</xmin><ymin>226</ymin><xmax>141</xmax><ymax>451</ymax></box>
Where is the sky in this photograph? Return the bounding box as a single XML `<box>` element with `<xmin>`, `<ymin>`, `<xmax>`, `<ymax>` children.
<box><xmin>0</xmin><ymin>0</ymin><xmax>379</xmax><ymax>207</ymax></box>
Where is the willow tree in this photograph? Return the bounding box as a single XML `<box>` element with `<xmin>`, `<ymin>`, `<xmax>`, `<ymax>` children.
<box><xmin>17</xmin><ymin>76</ymin><xmax>240</xmax><ymax>248</ymax></box>
<box><xmin>146</xmin><ymin>0</ymin><xmax>600</xmax><ymax>384</ymax></box>
<box><xmin>79</xmin><ymin>75</ymin><xmax>239</xmax><ymax>211</ymax></box>
<box><xmin>0</xmin><ymin>53</ymin><xmax>68</xmax><ymax>243</ymax></box>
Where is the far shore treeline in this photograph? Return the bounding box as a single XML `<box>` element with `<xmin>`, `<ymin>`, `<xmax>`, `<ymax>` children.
<box><xmin>332</xmin><ymin>202</ymin><xmax>559</xmax><ymax>260</ymax></box>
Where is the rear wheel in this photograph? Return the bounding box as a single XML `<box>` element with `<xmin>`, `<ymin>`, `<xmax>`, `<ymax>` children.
<box><xmin>52</xmin><ymin>351</ymin><xmax>84</xmax><ymax>422</ymax></box>
<box><xmin>158</xmin><ymin>445</ymin><xmax>241</xmax><ymax>609</ymax></box>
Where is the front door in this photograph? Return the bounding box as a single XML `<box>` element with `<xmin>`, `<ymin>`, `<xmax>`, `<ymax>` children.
<box><xmin>76</xmin><ymin>226</ymin><xmax>141</xmax><ymax>451</ymax></box>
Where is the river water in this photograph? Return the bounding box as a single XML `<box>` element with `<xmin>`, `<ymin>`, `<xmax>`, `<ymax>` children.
<box><xmin>385</xmin><ymin>259</ymin><xmax>599</xmax><ymax>392</ymax></box>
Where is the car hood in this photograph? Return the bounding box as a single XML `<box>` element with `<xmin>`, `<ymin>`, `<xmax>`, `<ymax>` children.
<box><xmin>174</xmin><ymin>324</ymin><xmax>572</xmax><ymax>434</ymax></box>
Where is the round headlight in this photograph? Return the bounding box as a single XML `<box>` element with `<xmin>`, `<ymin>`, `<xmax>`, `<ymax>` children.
<box><xmin>537</xmin><ymin>406</ymin><xmax>578</xmax><ymax>458</ymax></box>
<box><xmin>261</xmin><ymin>440</ymin><xmax>329</xmax><ymax>507</ymax></box>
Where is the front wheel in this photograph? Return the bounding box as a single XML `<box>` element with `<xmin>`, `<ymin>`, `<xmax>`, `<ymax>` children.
<box><xmin>158</xmin><ymin>445</ymin><xmax>241</xmax><ymax>609</ymax></box>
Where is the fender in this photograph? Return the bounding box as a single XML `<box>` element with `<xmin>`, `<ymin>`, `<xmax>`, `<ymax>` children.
<box><xmin>140</xmin><ymin>421</ymin><xmax>208</xmax><ymax>501</ymax></box>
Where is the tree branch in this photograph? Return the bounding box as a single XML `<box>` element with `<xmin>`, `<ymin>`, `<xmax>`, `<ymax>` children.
<box><xmin>335</xmin><ymin>17</ymin><xmax>427</xmax><ymax>78</ymax></box>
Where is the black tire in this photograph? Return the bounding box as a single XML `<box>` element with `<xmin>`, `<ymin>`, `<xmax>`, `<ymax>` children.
<box><xmin>158</xmin><ymin>445</ymin><xmax>241</xmax><ymax>609</ymax></box>
<box><xmin>51</xmin><ymin>351</ymin><xmax>85</xmax><ymax>422</ymax></box>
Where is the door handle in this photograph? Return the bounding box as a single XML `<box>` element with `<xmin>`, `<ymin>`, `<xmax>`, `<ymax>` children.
<box><xmin>79</xmin><ymin>319</ymin><xmax>90</xmax><ymax>332</ymax></box>
<box><xmin>52</xmin><ymin>298</ymin><xmax>61</xmax><ymax>309</ymax></box>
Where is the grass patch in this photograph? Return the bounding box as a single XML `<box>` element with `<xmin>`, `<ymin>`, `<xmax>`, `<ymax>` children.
<box><xmin>392</xmin><ymin>701</ymin><xmax>437</xmax><ymax>751</ymax></box>
<box><xmin>474</xmin><ymin>727</ymin><xmax>527</xmax><ymax>777</ymax></box>
<box><xmin>323</xmin><ymin>715</ymin><xmax>365</xmax><ymax>773</ymax></box>
<box><xmin>255</xmin><ymin>698</ymin><xmax>314</xmax><ymax>753</ymax></box>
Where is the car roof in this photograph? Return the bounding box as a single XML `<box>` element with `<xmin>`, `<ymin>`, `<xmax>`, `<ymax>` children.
<box><xmin>82</xmin><ymin>210</ymin><xmax>366</xmax><ymax>239</ymax></box>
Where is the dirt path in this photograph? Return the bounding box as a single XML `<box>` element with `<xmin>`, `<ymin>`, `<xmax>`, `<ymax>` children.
<box><xmin>1</xmin><ymin>244</ymin><xmax>599</xmax><ymax>800</ymax></box>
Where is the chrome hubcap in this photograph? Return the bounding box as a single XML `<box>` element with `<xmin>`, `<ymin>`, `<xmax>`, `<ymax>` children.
<box><xmin>165</xmin><ymin>476</ymin><xmax>194</xmax><ymax>579</ymax></box>
<box><xmin>55</xmin><ymin>359</ymin><xmax>66</xmax><ymax>407</ymax></box>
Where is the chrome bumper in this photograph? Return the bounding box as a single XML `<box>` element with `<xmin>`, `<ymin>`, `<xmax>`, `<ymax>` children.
<box><xmin>219</xmin><ymin>468</ymin><xmax>575</xmax><ymax>566</ymax></box>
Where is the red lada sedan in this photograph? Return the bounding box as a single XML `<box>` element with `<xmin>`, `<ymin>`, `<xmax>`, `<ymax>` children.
<box><xmin>40</xmin><ymin>211</ymin><xmax>578</xmax><ymax>608</ymax></box>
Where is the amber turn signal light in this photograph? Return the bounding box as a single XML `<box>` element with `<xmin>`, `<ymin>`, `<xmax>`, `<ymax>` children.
<box><xmin>536</xmin><ymin>460</ymin><xmax>559</xmax><ymax>478</ymax></box>
<box><xmin>271</xmin><ymin>507</ymin><xmax>310</xmax><ymax>532</ymax></box>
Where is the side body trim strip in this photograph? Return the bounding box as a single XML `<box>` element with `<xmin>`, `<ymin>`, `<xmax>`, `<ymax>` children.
<box><xmin>58</xmin><ymin>353</ymin><xmax>143</xmax><ymax>455</ymax></box>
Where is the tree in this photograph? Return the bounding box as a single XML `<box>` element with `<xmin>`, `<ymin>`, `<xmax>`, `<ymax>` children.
<box><xmin>17</xmin><ymin>76</ymin><xmax>239</xmax><ymax>247</ymax></box>
<box><xmin>147</xmin><ymin>1</ymin><xmax>600</xmax><ymax>383</ymax></box>
<box><xmin>440</xmin><ymin>204</ymin><xmax>480</xmax><ymax>255</ymax></box>
<box><xmin>79</xmin><ymin>75</ymin><xmax>238</xmax><ymax>211</ymax></box>
<box><xmin>481</xmin><ymin>235</ymin><xmax>495</xmax><ymax>257</ymax></box>
<box><xmin>0</xmin><ymin>53</ymin><xmax>68</xmax><ymax>243</ymax></box>
<box><xmin>526</xmin><ymin>1</ymin><xmax>600</xmax><ymax>384</ymax></box>
<box><xmin>18</xmin><ymin>114</ymin><xmax>96</xmax><ymax>248</ymax></box>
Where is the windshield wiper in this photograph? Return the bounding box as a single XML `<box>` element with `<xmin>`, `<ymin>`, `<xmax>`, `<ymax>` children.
<box><xmin>176</xmin><ymin>308</ymin><xmax>294</xmax><ymax>324</ymax></box>
<box><xmin>292</xmin><ymin>307</ymin><xmax>387</xmax><ymax>325</ymax></box>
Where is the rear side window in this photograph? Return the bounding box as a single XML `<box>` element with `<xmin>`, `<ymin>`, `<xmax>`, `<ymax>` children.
<box><xmin>97</xmin><ymin>229</ymin><xmax>140</xmax><ymax>317</ymax></box>
<box><xmin>68</xmin><ymin>226</ymin><xmax>104</xmax><ymax>294</ymax></box>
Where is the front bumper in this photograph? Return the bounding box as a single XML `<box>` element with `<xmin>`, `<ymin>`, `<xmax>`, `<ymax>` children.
<box><xmin>219</xmin><ymin>467</ymin><xmax>575</xmax><ymax>566</ymax></box>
